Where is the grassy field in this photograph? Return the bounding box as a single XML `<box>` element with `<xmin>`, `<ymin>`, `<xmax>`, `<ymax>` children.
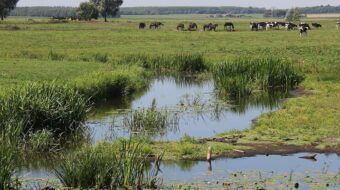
<box><xmin>0</xmin><ymin>16</ymin><xmax>339</xmax><ymax>157</ymax></box>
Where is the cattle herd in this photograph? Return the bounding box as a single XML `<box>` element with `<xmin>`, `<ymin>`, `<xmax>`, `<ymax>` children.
<box><xmin>139</xmin><ymin>21</ymin><xmax>340</xmax><ymax>36</ymax></box>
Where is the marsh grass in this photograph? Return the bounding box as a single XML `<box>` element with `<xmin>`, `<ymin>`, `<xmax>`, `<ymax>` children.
<box><xmin>213</xmin><ymin>57</ymin><xmax>304</xmax><ymax>98</ymax></box>
<box><xmin>0</xmin><ymin>135</ymin><xmax>19</xmax><ymax>190</ymax></box>
<box><xmin>0</xmin><ymin>82</ymin><xmax>89</xmax><ymax>134</ymax></box>
<box><xmin>119</xmin><ymin>53</ymin><xmax>206</xmax><ymax>73</ymax></box>
<box><xmin>73</xmin><ymin>66</ymin><xmax>148</xmax><ymax>101</ymax></box>
<box><xmin>54</xmin><ymin>138</ymin><xmax>162</xmax><ymax>189</ymax></box>
<box><xmin>123</xmin><ymin>100</ymin><xmax>179</xmax><ymax>136</ymax></box>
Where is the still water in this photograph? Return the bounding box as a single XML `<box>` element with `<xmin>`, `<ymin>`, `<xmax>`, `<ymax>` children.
<box><xmin>87</xmin><ymin>75</ymin><xmax>286</xmax><ymax>142</ymax></box>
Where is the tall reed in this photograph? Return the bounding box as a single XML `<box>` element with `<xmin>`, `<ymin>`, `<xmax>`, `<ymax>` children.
<box><xmin>54</xmin><ymin>138</ymin><xmax>162</xmax><ymax>189</ymax></box>
<box><xmin>123</xmin><ymin>100</ymin><xmax>179</xmax><ymax>136</ymax></box>
<box><xmin>0</xmin><ymin>134</ymin><xmax>19</xmax><ymax>190</ymax></box>
<box><xmin>212</xmin><ymin>57</ymin><xmax>304</xmax><ymax>98</ymax></box>
<box><xmin>119</xmin><ymin>53</ymin><xmax>206</xmax><ymax>73</ymax></box>
<box><xmin>0</xmin><ymin>82</ymin><xmax>89</xmax><ymax>134</ymax></box>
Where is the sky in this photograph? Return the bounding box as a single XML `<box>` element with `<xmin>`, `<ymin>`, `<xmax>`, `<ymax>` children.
<box><xmin>17</xmin><ymin>0</ymin><xmax>340</xmax><ymax>9</ymax></box>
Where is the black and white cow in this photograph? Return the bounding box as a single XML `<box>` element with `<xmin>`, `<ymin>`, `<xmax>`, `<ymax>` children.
<box><xmin>257</xmin><ymin>22</ymin><xmax>267</xmax><ymax>30</ymax></box>
<box><xmin>250</xmin><ymin>22</ymin><xmax>258</xmax><ymax>31</ymax></box>
<box><xmin>336</xmin><ymin>22</ymin><xmax>340</xmax><ymax>29</ymax></box>
<box><xmin>312</xmin><ymin>23</ymin><xmax>322</xmax><ymax>29</ymax></box>
<box><xmin>300</xmin><ymin>26</ymin><xmax>308</xmax><ymax>37</ymax></box>
<box><xmin>299</xmin><ymin>23</ymin><xmax>311</xmax><ymax>30</ymax></box>
<box><xmin>285</xmin><ymin>22</ymin><xmax>297</xmax><ymax>31</ymax></box>
<box><xmin>266</xmin><ymin>22</ymin><xmax>278</xmax><ymax>30</ymax></box>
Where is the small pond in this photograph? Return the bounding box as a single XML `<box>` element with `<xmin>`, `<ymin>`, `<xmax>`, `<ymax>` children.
<box><xmin>87</xmin><ymin>75</ymin><xmax>287</xmax><ymax>143</ymax></box>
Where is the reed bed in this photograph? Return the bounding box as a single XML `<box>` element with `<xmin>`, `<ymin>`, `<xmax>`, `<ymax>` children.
<box><xmin>72</xmin><ymin>66</ymin><xmax>148</xmax><ymax>101</ymax></box>
<box><xmin>54</xmin><ymin>138</ymin><xmax>162</xmax><ymax>189</ymax></box>
<box><xmin>118</xmin><ymin>53</ymin><xmax>206</xmax><ymax>73</ymax></box>
<box><xmin>123</xmin><ymin>100</ymin><xmax>179</xmax><ymax>136</ymax></box>
<box><xmin>212</xmin><ymin>57</ymin><xmax>304</xmax><ymax>98</ymax></box>
<box><xmin>0</xmin><ymin>82</ymin><xmax>89</xmax><ymax>135</ymax></box>
<box><xmin>0</xmin><ymin>135</ymin><xmax>19</xmax><ymax>190</ymax></box>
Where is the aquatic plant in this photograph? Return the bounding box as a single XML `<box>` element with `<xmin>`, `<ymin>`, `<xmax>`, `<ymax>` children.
<box><xmin>0</xmin><ymin>135</ymin><xmax>19</xmax><ymax>190</ymax></box>
<box><xmin>0</xmin><ymin>82</ymin><xmax>89</xmax><ymax>134</ymax></box>
<box><xmin>213</xmin><ymin>57</ymin><xmax>304</xmax><ymax>98</ymax></box>
<box><xmin>123</xmin><ymin>100</ymin><xmax>179</xmax><ymax>136</ymax></box>
<box><xmin>54</xmin><ymin>138</ymin><xmax>162</xmax><ymax>189</ymax></box>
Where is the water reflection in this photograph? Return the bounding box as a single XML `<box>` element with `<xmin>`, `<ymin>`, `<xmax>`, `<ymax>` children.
<box><xmin>160</xmin><ymin>153</ymin><xmax>340</xmax><ymax>182</ymax></box>
<box><xmin>87</xmin><ymin>75</ymin><xmax>288</xmax><ymax>142</ymax></box>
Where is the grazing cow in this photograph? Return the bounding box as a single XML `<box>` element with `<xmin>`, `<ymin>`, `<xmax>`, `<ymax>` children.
<box><xmin>177</xmin><ymin>23</ymin><xmax>185</xmax><ymax>31</ymax></box>
<box><xmin>312</xmin><ymin>23</ymin><xmax>322</xmax><ymax>29</ymax></box>
<box><xmin>250</xmin><ymin>22</ymin><xmax>258</xmax><ymax>31</ymax></box>
<box><xmin>285</xmin><ymin>22</ymin><xmax>297</xmax><ymax>31</ymax></box>
<box><xmin>210</xmin><ymin>24</ymin><xmax>218</xmax><ymax>31</ymax></box>
<box><xmin>224</xmin><ymin>22</ymin><xmax>235</xmax><ymax>31</ymax></box>
<box><xmin>257</xmin><ymin>22</ymin><xmax>267</xmax><ymax>30</ymax></box>
<box><xmin>300</xmin><ymin>26</ymin><xmax>308</xmax><ymax>37</ymax></box>
<box><xmin>188</xmin><ymin>22</ymin><xmax>198</xmax><ymax>31</ymax></box>
<box><xmin>139</xmin><ymin>22</ymin><xmax>146</xmax><ymax>29</ymax></box>
<box><xmin>203</xmin><ymin>23</ymin><xmax>213</xmax><ymax>31</ymax></box>
<box><xmin>276</xmin><ymin>22</ymin><xmax>286</xmax><ymax>29</ymax></box>
<box><xmin>299</xmin><ymin>23</ymin><xmax>311</xmax><ymax>30</ymax></box>
<box><xmin>266</xmin><ymin>22</ymin><xmax>278</xmax><ymax>30</ymax></box>
<box><xmin>150</xmin><ymin>22</ymin><xmax>163</xmax><ymax>29</ymax></box>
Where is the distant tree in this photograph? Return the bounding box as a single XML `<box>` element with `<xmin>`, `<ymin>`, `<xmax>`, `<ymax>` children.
<box><xmin>76</xmin><ymin>2</ymin><xmax>99</xmax><ymax>21</ymax></box>
<box><xmin>90</xmin><ymin>0</ymin><xmax>123</xmax><ymax>22</ymax></box>
<box><xmin>286</xmin><ymin>8</ymin><xmax>300</xmax><ymax>21</ymax></box>
<box><xmin>0</xmin><ymin>0</ymin><xmax>19</xmax><ymax>20</ymax></box>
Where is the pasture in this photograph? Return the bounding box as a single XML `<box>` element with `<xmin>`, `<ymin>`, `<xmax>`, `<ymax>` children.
<box><xmin>0</xmin><ymin>16</ymin><xmax>340</xmax><ymax>189</ymax></box>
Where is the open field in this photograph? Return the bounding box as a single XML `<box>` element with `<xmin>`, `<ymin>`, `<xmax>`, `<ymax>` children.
<box><xmin>0</xmin><ymin>16</ymin><xmax>340</xmax><ymax>189</ymax></box>
<box><xmin>306</xmin><ymin>13</ymin><xmax>340</xmax><ymax>18</ymax></box>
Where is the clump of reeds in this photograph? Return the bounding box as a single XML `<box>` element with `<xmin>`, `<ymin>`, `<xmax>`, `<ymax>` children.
<box><xmin>54</xmin><ymin>138</ymin><xmax>162</xmax><ymax>189</ymax></box>
<box><xmin>123</xmin><ymin>100</ymin><xmax>179</xmax><ymax>136</ymax></box>
<box><xmin>0</xmin><ymin>134</ymin><xmax>19</xmax><ymax>190</ymax></box>
<box><xmin>212</xmin><ymin>57</ymin><xmax>304</xmax><ymax>98</ymax></box>
<box><xmin>119</xmin><ymin>53</ymin><xmax>206</xmax><ymax>73</ymax></box>
<box><xmin>0</xmin><ymin>82</ymin><xmax>89</xmax><ymax>135</ymax></box>
<box><xmin>72</xmin><ymin>66</ymin><xmax>148</xmax><ymax>101</ymax></box>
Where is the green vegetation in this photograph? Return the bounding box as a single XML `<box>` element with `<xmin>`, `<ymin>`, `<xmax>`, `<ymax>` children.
<box><xmin>123</xmin><ymin>100</ymin><xmax>179</xmax><ymax>136</ymax></box>
<box><xmin>119</xmin><ymin>53</ymin><xmax>206</xmax><ymax>73</ymax></box>
<box><xmin>55</xmin><ymin>138</ymin><xmax>162</xmax><ymax>189</ymax></box>
<box><xmin>0</xmin><ymin>82</ymin><xmax>89</xmax><ymax>134</ymax></box>
<box><xmin>0</xmin><ymin>135</ymin><xmax>18</xmax><ymax>190</ymax></box>
<box><xmin>213</xmin><ymin>57</ymin><xmax>304</xmax><ymax>98</ymax></box>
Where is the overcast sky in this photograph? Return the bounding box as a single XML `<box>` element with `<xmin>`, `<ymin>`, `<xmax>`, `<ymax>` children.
<box><xmin>17</xmin><ymin>0</ymin><xmax>340</xmax><ymax>9</ymax></box>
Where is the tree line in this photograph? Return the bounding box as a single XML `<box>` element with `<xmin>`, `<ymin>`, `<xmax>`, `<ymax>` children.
<box><xmin>8</xmin><ymin>5</ymin><xmax>340</xmax><ymax>18</ymax></box>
